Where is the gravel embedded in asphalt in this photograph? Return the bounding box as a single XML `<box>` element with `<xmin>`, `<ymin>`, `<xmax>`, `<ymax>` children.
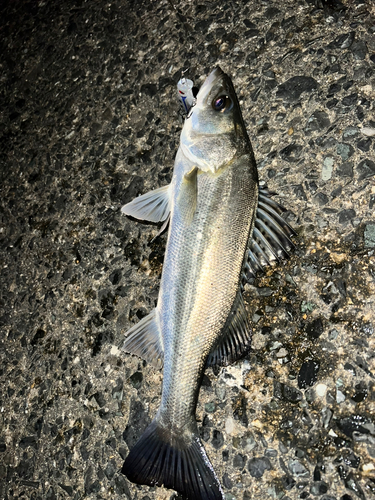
<box><xmin>1</xmin><ymin>0</ymin><xmax>374</xmax><ymax>499</ymax></box>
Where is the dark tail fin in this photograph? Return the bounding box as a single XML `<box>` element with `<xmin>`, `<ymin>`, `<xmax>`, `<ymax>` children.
<box><xmin>121</xmin><ymin>417</ymin><xmax>225</xmax><ymax>500</ymax></box>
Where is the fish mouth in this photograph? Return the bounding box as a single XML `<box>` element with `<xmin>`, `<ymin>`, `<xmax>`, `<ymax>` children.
<box><xmin>199</xmin><ymin>67</ymin><xmax>224</xmax><ymax>91</ymax></box>
<box><xmin>185</xmin><ymin>66</ymin><xmax>230</xmax><ymax>122</ymax></box>
<box><xmin>196</xmin><ymin>67</ymin><xmax>227</xmax><ymax>102</ymax></box>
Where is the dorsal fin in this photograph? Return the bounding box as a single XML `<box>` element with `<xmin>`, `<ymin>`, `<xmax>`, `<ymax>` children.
<box><xmin>206</xmin><ymin>291</ymin><xmax>251</xmax><ymax>367</ymax></box>
<box><xmin>243</xmin><ymin>187</ymin><xmax>296</xmax><ymax>281</ymax></box>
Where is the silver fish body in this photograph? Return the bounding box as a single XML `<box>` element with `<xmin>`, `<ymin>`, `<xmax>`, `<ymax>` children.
<box><xmin>121</xmin><ymin>67</ymin><xmax>295</xmax><ymax>500</ymax></box>
<box><xmin>158</xmin><ymin>149</ymin><xmax>257</xmax><ymax>428</ymax></box>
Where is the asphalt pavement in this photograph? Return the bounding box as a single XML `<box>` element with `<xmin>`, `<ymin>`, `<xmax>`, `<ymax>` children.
<box><xmin>0</xmin><ymin>0</ymin><xmax>374</xmax><ymax>499</ymax></box>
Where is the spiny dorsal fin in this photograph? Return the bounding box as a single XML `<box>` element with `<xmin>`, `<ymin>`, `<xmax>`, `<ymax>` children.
<box><xmin>206</xmin><ymin>291</ymin><xmax>251</xmax><ymax>367</ymax></box>
<box><xmin>243</xmin><ymin>187</ymin><xmax>296</xmax><ymax>281</ymax></box>
<box><xmin>122</xmin><ymin>309</ymin><xmax>164</xmax><ymax>369</ymax></box>
<box><xmin>121</xmin><ymin>184</ymin><xmax>171</xmax><ymax>223</ymax></box>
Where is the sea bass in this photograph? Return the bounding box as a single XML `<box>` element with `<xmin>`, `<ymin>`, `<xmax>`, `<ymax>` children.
<box><xmin>120</xmin><ymin>67</ymin><xmax>295</xmax><ymax>500</ymax></box>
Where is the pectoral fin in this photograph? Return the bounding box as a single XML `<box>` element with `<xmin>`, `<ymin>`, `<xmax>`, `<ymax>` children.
<box><xmin>150</xmin><ymin>213</ymin><xmax>171</xmax><ymax>242</ymax></box>
<box><xmin>121</xmin><ymin>184</ymin><xmax>171</xmax><ymax>223</ymax></box>
<box><xmin>122</xmin><ymin>309</ymin><xmax>164</xmax><ymax>369</ymax></box>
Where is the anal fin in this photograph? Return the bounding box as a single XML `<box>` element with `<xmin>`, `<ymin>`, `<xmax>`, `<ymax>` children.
<box><xmin>207</xmin><ymin>291</ymin><xmax>251</xmax><ymax>367</ymax></box>
<box><xmin>121</xmin><ymin>184</ymin><xmax>171</xmax><ymax>223</ymax></box>
<box><xmin>122</xmin><ymin>309</ymin><xmax>164</xmax><ymax>369</ymax></box>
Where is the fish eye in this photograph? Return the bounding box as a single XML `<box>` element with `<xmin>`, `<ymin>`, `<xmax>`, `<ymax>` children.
<box><xmin>212</xmin><ymin>95</ymin><xmax>232</xmax><ymax>112</ymax></box>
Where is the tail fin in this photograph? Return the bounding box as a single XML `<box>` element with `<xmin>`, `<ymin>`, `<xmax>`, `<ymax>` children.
<box><xmin>121</xmin><ymin>417</ymin><xmax>225</xmax><ymax>500</ymax></box>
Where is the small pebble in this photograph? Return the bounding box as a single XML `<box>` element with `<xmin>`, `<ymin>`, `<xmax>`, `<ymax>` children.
<box><xmin>322</xmin><ymin>157</ymin><xmax>334</xmax><ymax>180</ymax></box>
<box><xmin>336</xmin><ymin>143</ymin><xmax>354</xmax><ymax>160</ymax></box>
<box><xmin>276</xmin><ymin>76</ymin><xmax>318</xmax><ymax>102</ymax></box>
<box><xmin>342</xmin><ymin>126</ymin><xmax>359</xmax><ymax>140</ymax></box>
<box><xmin>242</xmin><ymin>434</ymin><xmax>256</xmax><ymax>452</ymax></box>
<box><xmin>328</xmin><ymin>329</ymin><xmax>339</xmax><ymax>340</ymax></box>
<box><xmin>331</xmin><ymin>31</ymin><xmax>355</xmax><ymax>49</ymax></box>
<box><xmin>298</xmin><ymin>360</ymin><xmax>320</xmax><ymax>389</ymax></box>
<box><xmin>215</xmin><ymin>386</ymin><xmax>226</xmax><ymax>401</ymax></box>
<box><xmin>248</xmin><ymin>456</ymin><xmax>272</xmax><ymax>478</ymax></box>
<box><xmin>288</xmin><ymin>459</ymin><xmax>309</xmax><ymax>477</ymax></box>
<box><xmin>265</xmin><ymin>448</ymin><xmax>277</xmax><ymax>457</ymax></box>
<box><xmin>225</xmin><ymin>417</ymin><xmax>235</xmax><ymax>435</ymax></box>
<box><xmin>301</xmin><ymin>301</ymin><xmax>316</xmax><ymax>313</ymax></box>
<box><xmin>338</xmin><ymin>209</ymin><xmax>356</xmax><ymax>224</ymax></box>
<box><xmin>321</xmin><ymin>407</ymin><xmax>333</xmax><ymax>428</ymax></box>
<box><xmin>351</xmin><ymin>40</ymin><xmax>368</xmax><ymax>60</ymax></box>
<box><xmin>357</xmin><ymin>158</ymin><xmax>375</xmax><ymax>180</ymax></box>
<box><xmin>305</xmin><ymin>110</ymin><xmax>330</xmax><ymax>134</ymax></box>
<box><xmin>336</xmin><ymin>161</ymin><xmax>353</xmax><ymax>178</ymax></box>
<box><xmin>361</xmin><ymin>127</ymin><xmax>375</xmax><ymax>137</ymax></box>
<box><xmin>212</xmin><ymin>430</ymin><xmax>224</xmax><ymax>449</ymax></box>
<box><xmin>310</xmin><ymin>481</ymin><xmax>329</xmax><ymax>495</ymax></box>
<box><xmin>276</xmin><ymin>347</ymin><xmax>289</xmax><ymax>358</ymax></box>
<box><xmin>205</xmin><ymin>402</ymin><xmax>216</xmax><ymax>413</ymax></box>
<box><xmin>282</xmin><ymin>384</ymin><xmax>303</xmax><ymax>403</ymax></box>
<box><xmin>306</xmin><ymin>318</ymin><xmax>324</xmax><ymax>339</ymax></box>
<box><xmin>233</xmin><ymin>453</ymin><xmax>247</xmax><ymax>470</ymax></box>
<box><xmin>364</xmin><ymin>224</ymin><xmax>375</xmax><ymax>248</ymax></box>
<box><xmin>305</xmin><ymin>388</ymin><xmax>316</xmax><ymax>403</ymax></box>
<box><xmin>316</xmin><ymin>384</ymin><xmax>327</xmax><ymax>397</ymax></box>
<box><xmin>336</xmin><ymin>390</ymin><xmax>346</xmax><ymax>403</ymax></box>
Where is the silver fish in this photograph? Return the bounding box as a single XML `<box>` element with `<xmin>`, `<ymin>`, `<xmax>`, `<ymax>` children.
<box><xmin>120</xmin><ymin>67</ymin><xmax>295</xmax><ymax>500</ymax></box>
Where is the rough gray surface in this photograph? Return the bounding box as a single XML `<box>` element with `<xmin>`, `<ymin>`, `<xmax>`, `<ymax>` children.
<box><xmin>0</xmin><ymin>0</ymin><xmax>375</xmax><ymax>499</ymax></box>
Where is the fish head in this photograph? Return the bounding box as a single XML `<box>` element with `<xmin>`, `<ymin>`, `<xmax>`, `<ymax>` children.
<box><xmin>180</xmin><ymin>67</ymin><xmax>251</xmax><ymax>174</ymax></box>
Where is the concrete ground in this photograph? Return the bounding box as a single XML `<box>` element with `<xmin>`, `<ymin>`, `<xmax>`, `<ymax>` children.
<box><xmin>0</xmin><ymin>0</ymin><xmax>374</xmax><ymax>499</ymax></box>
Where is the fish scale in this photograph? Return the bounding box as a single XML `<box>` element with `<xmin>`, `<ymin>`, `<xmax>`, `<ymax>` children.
<box><xmin>120</xmin><ymin>66</ymin><xmax>295</xmax><ymax>500</ymax></box>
